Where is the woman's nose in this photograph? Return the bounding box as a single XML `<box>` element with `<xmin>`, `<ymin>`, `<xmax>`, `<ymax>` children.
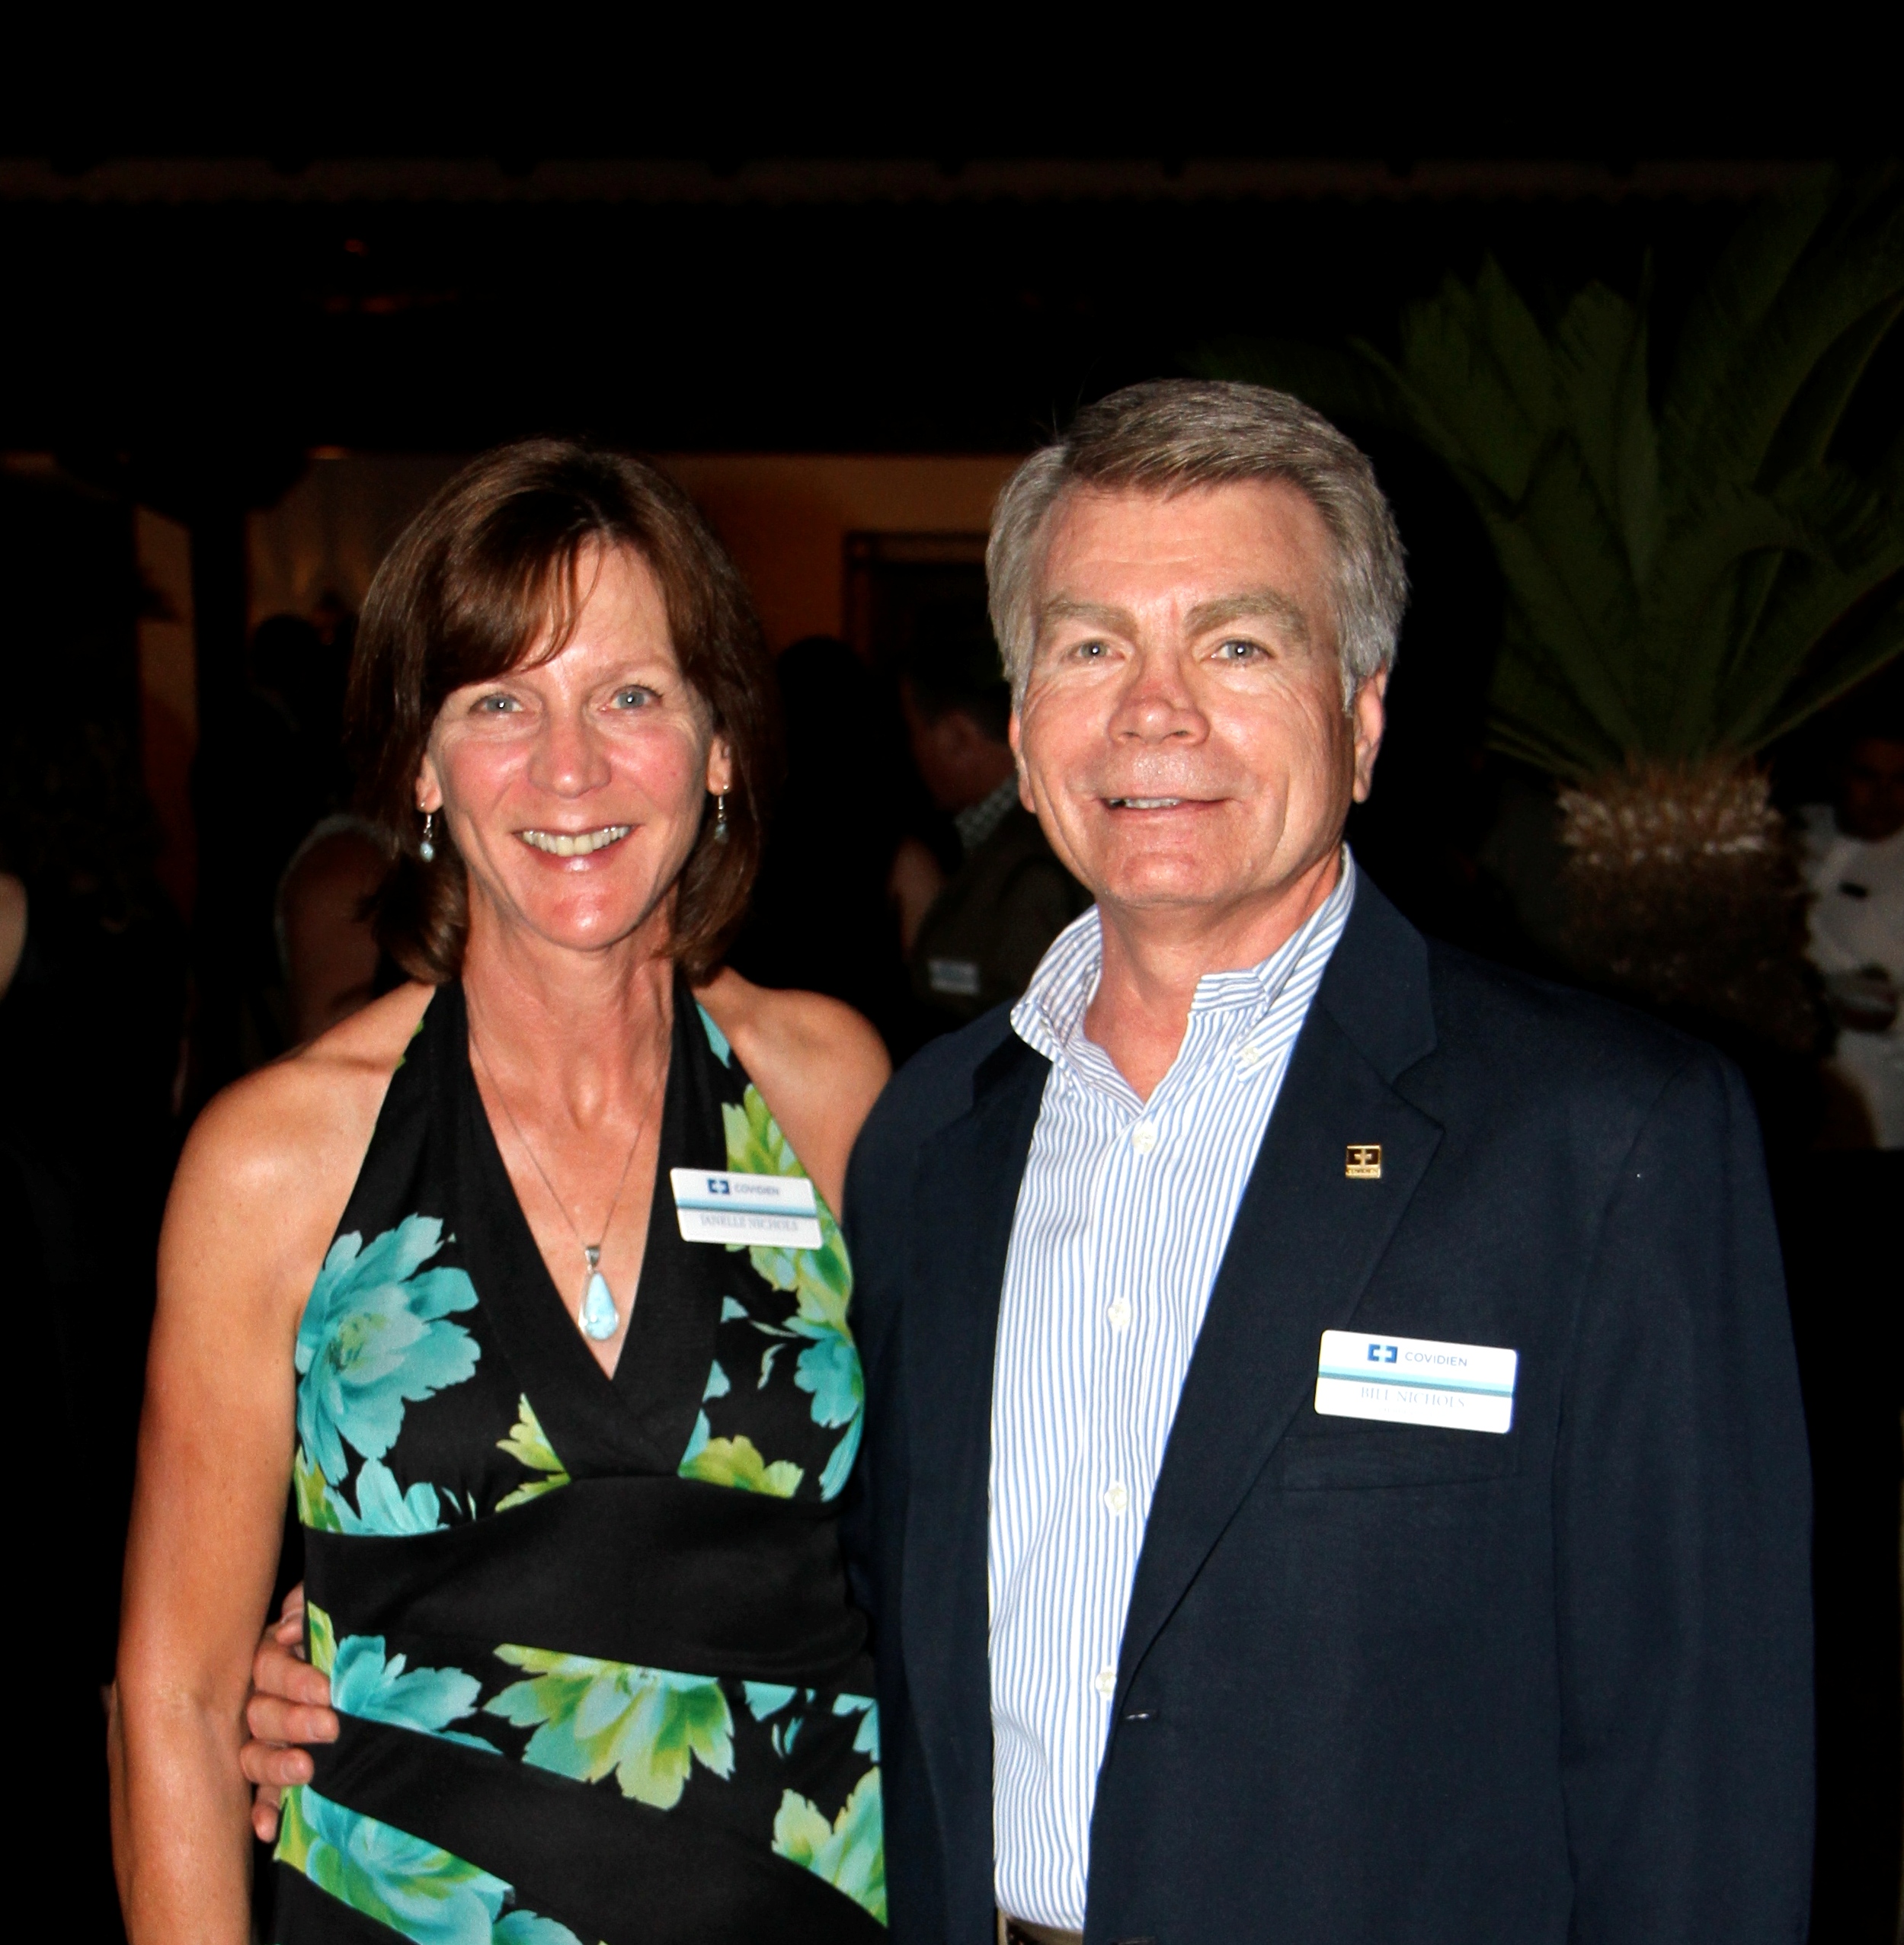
<box><xmin>531</xmin><ymin>705</ymin><xmax>613</xmax><ymax>795</ymax></box>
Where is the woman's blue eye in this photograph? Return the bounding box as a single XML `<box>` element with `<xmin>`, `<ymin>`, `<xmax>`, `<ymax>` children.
<box><xmin>475</xmin><ymin>693</ymin><xmax>519</xmax><ymax>712</ymax></box>
<box><xmin>612</xmin><ymin>686</ymin><xmax>655</xmax><ymax>708</ymax></box>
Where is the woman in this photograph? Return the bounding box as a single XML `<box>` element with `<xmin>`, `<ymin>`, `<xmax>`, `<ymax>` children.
<box><xmin>111</xmin><ymin>443</ymin><xmax>892</xmax><ymax>1944</ymax></box>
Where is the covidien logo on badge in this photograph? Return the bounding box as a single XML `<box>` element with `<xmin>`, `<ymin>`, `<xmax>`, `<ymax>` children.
<box><xmin>670</xmin><ymin>1168</ymin><xmax>824</xmax><ymax>1249</ymax></box>
<box><xmin>1315</xmin><ymin>1329</ymin><xmax>1518</xmax><ymax>1434</ymax></box>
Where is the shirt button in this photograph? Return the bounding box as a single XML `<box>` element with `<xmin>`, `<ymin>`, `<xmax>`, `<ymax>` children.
<box><xmin>1094</xmin><ymin>1666</ymin><xmax>1117</xmax><ymax>1700</ymax></box>
<box><xmin>1107</xmin><ymin>1297</ymin><xmax>1132</xmax><ymax>1332</ymax></box>
<box><xmin>1130</xmin><ymin>1120</ymin><xmax>1157</xmax><ymax>1154</ymax></box>
<box><xmin>1103</xmin><ymin>1481</ymin><xmax>1129</xmax><ymax>1516</ymax></box>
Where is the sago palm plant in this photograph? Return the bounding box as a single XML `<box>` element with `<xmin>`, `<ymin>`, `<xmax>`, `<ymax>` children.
<box><xmin>1207</xmin><ymin>168</ymin><xmax>1904</xmax><ymax>1046</ymax></box>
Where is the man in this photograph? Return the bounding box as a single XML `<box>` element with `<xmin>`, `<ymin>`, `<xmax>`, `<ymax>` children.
<box><xmin>843</xmin><ymin>382</ymin><xmax>1812</xmax><ymax>1942</ymax></box>
<box><xmin>901</xmin><ymin>616</ymin><xmax>1091</xmax><ymax>1026</ymax></box>
<box><xmin>242</xmin><ymin>383</ymin><xmax>1813</xmax><ymax>1943</ymax></box>
<box><xmin>1801</xmin><ymin>717</ymin><xmax>1904</xmax><ymax>1146</ymax></box>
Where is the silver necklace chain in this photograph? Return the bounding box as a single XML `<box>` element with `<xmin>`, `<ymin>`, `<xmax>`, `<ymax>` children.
<box><xmin>469</xmin><ymin>1010</ymin><xmax>667</xmax><ymax>1296</ymax></box>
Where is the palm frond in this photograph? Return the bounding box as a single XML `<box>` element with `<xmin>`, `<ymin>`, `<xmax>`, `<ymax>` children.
<box><xmin>1659</xmin><ymin>169</ymin><xmax>1837</xmax><ymax>487</ymax></box>
<box><xmin>1195</xmin><ymin>171</ymin><xmax>1904</xmax><ymax>776</ymax></box>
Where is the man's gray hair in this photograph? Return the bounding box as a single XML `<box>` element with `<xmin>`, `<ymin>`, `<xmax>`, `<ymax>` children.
<box><xmin>987</xmin><ymin>379</ymin><xmax>1408</xmax><ymax>707</ymax></box>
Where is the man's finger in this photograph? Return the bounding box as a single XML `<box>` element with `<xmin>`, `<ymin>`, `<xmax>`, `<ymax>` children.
<box><xmin>246</xmin><ymin>1694</ymin><xmax>340</xmax><ymax>1747</ymax></box>
<box><xmin>239</xmin><ymin>1736</ymin><xmax>318</xmax><ymax>1786</ymax></box>
<box><xmin>250</xmin><ymin>1781</ymin><xmax>283</xmax><ymax>1844</ymax></box>
<box><xmin>251</xmin><ymin>1637</ymin><xmax>332</xmax><ymax>1708</ymax></box>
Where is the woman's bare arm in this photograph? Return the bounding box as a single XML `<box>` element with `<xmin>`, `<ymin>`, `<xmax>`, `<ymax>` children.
<box><xmin>111</xmin><ymin>987</ymin><xmax>430</xmax><ymax>1941</ymax></box>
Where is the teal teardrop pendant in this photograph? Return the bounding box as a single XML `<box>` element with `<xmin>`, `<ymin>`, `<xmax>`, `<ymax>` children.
<box><xmin>579</xmin><ymin>1244</ymin><xmax>619</xmax><ymax>1341</ymax></box>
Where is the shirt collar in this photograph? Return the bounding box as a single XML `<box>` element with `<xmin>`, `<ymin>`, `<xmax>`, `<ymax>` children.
<box><xmin>954</xmin><ymin>773</ymin><xmax>1022</xmax><ymax>857</ymax></box>
<box><xmin>1013</xmin><ymin>848</ymin><xmax>1358</xmax><ymax>1075</ymax></box>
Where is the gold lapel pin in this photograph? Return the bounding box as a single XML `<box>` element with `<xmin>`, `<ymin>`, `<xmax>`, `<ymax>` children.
<box><xmin>1345</xmin><ymin>1144</ymin><xmax>1383</xmax><ymax>1179</ymax></box>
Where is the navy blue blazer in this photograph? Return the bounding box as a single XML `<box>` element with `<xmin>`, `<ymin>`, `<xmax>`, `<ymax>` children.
<box><xmin>840</xmin><ymin>876</ymin><xmax>1813</xmax><ymax>1945</ymax></box>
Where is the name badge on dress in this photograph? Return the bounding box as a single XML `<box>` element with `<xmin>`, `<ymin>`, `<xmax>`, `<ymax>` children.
<box><xmin>670</xmin><ymin>1169</ymin><xmax>824</xmax><ymax>1249</ymax></box>
<box><xmin>1314</xmin><ymin>1329</ymin><xmax>1518</xmax><ymax>1434</ymax></box>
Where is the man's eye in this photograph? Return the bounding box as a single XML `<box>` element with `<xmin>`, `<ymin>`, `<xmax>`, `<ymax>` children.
<box><xmin>1074</xmin><ymin>639</ymin><xmax>1108</xmax><ymax>661</ymax></box>
<box><xmin>1215</xmin><ymin>638</ymin><xmax>1265</xmax><ymax>662</ymax></box>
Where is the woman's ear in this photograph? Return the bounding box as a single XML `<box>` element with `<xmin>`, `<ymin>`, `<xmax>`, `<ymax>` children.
<box><xmin>415</xmin><ymin>751</ymin><xmax>444</xmax><ymax>815</ymax></box>
<box><xmin>705</xmin><ymin>735</ymin><xmax>734</xmax><ymax>798</ymax></box>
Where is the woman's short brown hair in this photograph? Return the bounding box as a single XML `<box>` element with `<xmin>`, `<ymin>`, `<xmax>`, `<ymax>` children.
<box><xmin>347</xmin><ymin>440</ymin><xmax>778</xmax><ymax>983</ymax></box>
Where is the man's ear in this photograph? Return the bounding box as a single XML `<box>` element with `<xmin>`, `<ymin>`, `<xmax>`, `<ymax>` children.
<box><xmin>1008</xmin><ymin>712</ymin><xmax>1035</xmax><ymax>812</ymax></box>
<box><xmin>1349</xmin><ymin>671</ymin><xmax>1389</xmax><ymax>805</ymax></box>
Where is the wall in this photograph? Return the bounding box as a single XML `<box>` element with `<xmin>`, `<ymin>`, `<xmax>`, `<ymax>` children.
<box><xmin>245</xmin><ymin>452</ymin><xmax>1025</xmax><ymax>650</ymax></box>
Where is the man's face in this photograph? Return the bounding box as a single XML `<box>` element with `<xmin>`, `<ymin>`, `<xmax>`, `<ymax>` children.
<box><xmin>1838</xmin><ymin>735</ymin><xmax>1904</xmax><ymax>843</ymax></box>
<box><xmin>1010</xmin><ymin>481</ymin><xmax>1384</xmax><ymax>927</ymax></box>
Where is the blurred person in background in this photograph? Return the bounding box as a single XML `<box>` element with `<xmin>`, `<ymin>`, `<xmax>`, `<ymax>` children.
<box><xmin>728</xmin><ymin>634</ymin><xmax>944</xmax><ymax>1057</ymax></box>
<box><xmin>275</xmin><ymin>814</ymin><xmax>395</xmax><ymax>1044</ymax></box>
<box><xmin>900</xmin><ymin>610</ymin><xmax>1090</xmax><ymax>1028</ymax></box>
<box><xmin>190</xmin><ymin>613</ymin><xmax>355</xmax><ymax>1086</ymax></box>
<box><xmin>2</xmin><ymin>696</ymin><xmax>187</xmax><ymax>1945</ymax></box>
<box><xmin>114</xmin><ymin>444</ymin><xmax>891</xmax><ymax>1945</ymax></box>
<box><xmin>1801</xmin><ymin>708</ymin><xmax>1904</xmax><ymax>1147</ymax></box>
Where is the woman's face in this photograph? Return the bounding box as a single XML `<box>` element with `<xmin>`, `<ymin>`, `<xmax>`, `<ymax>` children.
<box><xmin>417</xmin><ymin>542</ymin><xmax>731</xmax><ymax>959</ymax></box>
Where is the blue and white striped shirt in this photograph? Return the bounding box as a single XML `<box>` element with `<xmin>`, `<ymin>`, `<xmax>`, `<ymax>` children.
<box><xmin>988</xmin><ymin>853</ymin><xmax>1357</xmax><ymax>1927</ymax></box>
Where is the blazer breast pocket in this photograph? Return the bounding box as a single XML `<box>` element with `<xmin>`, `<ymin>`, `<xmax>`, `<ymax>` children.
<box><xmin>1274</xmin><ymin>1418</ymin><xmax>1522</xmax><ymax>1491</ymax></box>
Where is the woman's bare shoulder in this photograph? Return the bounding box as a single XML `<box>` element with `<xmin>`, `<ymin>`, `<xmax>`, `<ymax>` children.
<box><xmin>693</xmin><ymin>969</ymin><xmax>890</xmax><ymax>1208</ymax></box>
<box><xmin>697</xmin><ymin>969</ymin><xmax>888</xmax><ymax>1109</ymax></box>
<box><xmin>168</xmin><ymin>984</ymin><xmax>437</xmax><ymax>1264</ymax></box>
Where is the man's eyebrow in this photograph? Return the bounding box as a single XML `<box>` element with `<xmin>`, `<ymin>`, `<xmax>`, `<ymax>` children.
<box><xmin>1184</xmin><ymin>588</ymin><xmax>1313</xmax><ymax>645</ymax></box>
<box><xmin>1035</xmin><ymin>596</ymin><xmax>1139</xmax><ymax>639</ymax></box>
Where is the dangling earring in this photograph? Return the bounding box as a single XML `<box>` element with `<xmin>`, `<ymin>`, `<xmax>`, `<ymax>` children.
<box><xmin>419</xmin><ymin>811</ymin><xmax>437</xmax><ymax>863</ymax></box>
<box><xmin>713</xmin><ymin>792</ymin><xmax>730</xmax><ymax>845</ymax></box>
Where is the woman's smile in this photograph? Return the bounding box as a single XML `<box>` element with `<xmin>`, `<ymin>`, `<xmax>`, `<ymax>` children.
<box><xmin>515</xmin><ymin>824</ymin><xmax>632</xmax><ymax>859</ymax></box>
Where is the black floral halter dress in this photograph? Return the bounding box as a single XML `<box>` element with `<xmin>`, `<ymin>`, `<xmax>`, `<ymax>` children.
<box><xmin>270</xmin><ymin>980</ymin><xmax>884</xmax><ymax>1944</ymax></box>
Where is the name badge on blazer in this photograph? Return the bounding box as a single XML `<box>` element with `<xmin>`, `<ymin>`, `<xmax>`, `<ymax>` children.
<box><xmin>1315</xmin><ymin>1329</ymin><xmax>1518</xmax><ymax>1434</ymax></box>
<box><xmin>670</xmin><ymin>1169</ymin><xmax>824</xmax><ymax>1249</ymax></box>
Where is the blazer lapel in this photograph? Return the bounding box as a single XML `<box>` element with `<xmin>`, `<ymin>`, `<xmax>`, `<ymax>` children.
<box><xmin>901</xmin><ymin>1033</ymin><xmax>1051</xmax><ymax>1875</ymax></box>
<box><xmin>1113</xmin><ymin>885</ymin><xmax>1443</xmax><ymax>1704</ymax></box>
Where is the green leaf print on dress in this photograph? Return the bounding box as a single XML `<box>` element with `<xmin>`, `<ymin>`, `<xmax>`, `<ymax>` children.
<box><xmin>485</xmin><ymin>1648</ymin><xmax>734</xmax><ymax>1810</ymax></box>
<box><xmin>680</xmin><ymin>1358</ymin><xmax>805</xmax><ymax>1496</ymax></box>
<box><xmin>275</xmin><ymin>1783</ymin><xmax>584</xmax><ymax>1945</ymax></box>
<box><xmin>721</xmin><ymin>1085</ymin><xmax>866</xmax><ymax>1499</ymax></box>
<box><xmin>293</xmin><ymin>1215</ymin><xmax>480</xmax><ymax>1533</ymax></box>
<box><xmin>773</xmin><ymin>1770</ymin><xmax>886</xmax><ymax>1924</ymax></box>
<box><xmin>494</xmin><ymin>1396</ymin><xmax>570</xmax><ymax>1512</ymax></box>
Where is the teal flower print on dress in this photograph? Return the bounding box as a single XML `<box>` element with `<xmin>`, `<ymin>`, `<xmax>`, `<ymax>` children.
<box><xmin>274</xmin><ymin>1783</ymin><xmax>583</xmax><ymax>1945</ymax></box>
<box><xmin>722</xmin><ymin>1086</ymin><xmax>866</xmax><ymax>1499</ymax></box>
<box><xmin>834</xmin><ymin>1692</ymin><xmax>879</xmax><ymax>1758</ymax></box>
<box><xmin>485</xmin><ymin>1647</ymin><xmax>734</xmax><ymax>1810</ymax></box>
<box><xmin>296</xmin><ymin>1215</ymin><xmax>480</xmax><ymax>1486</ymax></box>
<box><xmin>336</xmin><ymin>1457</ymin><xmax>449</xmax><ymax>1536</ymax></box>
<box><xmin>332</xmin><ymin>1634</ymin><xmax>496</xmax><ymax>1751</ymax></box>
<box><xmin>773</xmin><ymin>1769</ymin><xmax>886</xmax><ymax>1924</ymax></box>
<box><xmin>696</xmin><ymin>1003</ymin><xmax>733</xmax><ymax>1067</ymax></box>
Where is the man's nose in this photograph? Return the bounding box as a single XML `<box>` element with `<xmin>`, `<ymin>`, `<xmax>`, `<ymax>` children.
<box><xmin>1111</xmin><ymin>653</ymin><xmax>1206</xmax><ymax>741</ymax></box>
<box><xmin>531</xmin><ymin>703</ymin><xmax>613</xmax><ymax>795</ymax></box>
